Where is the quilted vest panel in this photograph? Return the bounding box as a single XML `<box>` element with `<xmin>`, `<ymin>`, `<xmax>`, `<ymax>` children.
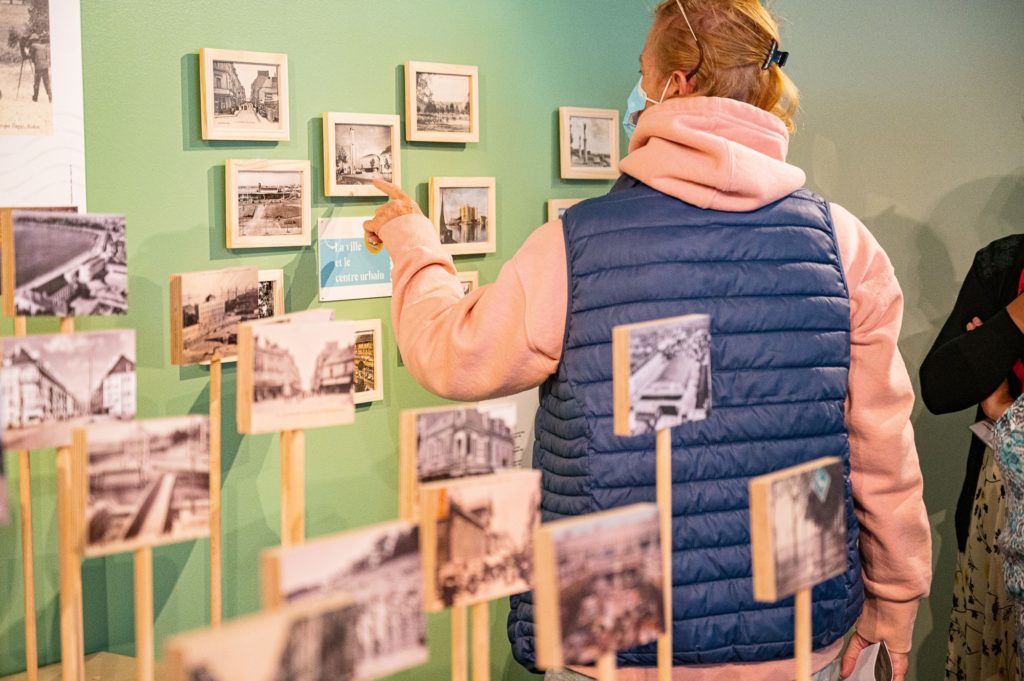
<box><xmin>508</xmin><ymin>180</ymin><xmax>864</xmax><ymax>669</ymax></box>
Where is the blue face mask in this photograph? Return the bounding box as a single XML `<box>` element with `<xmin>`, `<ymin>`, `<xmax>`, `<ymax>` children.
<box><xmin>623</xmin><ymin>76</ymin><xmax>672</xmax><ymax>139</ymax></box>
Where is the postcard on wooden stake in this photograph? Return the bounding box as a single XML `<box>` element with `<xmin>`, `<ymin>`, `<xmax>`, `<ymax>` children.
<box><xmin>317</xmin><ymin>217</ymin><xmax>393</xmax><ymax>301</ymax></box>
<box><xmin>749</xmin><ymin>457</ymin><xmax>847</xmax><ymax>602</ymax></box>
<box><xmin>170</xmin><ymin>266</ymin><xmax>259</xmax><ymax>366</ymax></box>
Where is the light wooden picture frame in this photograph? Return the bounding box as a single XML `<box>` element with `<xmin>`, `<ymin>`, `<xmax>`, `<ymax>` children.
<box><xmin>428</xmin><ymin>176</ymin><xmax>496</xmax><ymax>256</ymax></box>
<box><xmin>353</xmin><ymin>319</ymin><xmax>384</xmax><ymax>405</ymax></box>
<box><xmin>226</xmin><ymin>159</ymin><xmax>311</xmax><ymax>249</ymax></box>
<box><xmin>547</xmin><ymin>198</ymin><xmax>584</xmax><ymax>223</ymax></box>
<box><xmin>559</xmin><ymin>107</ymin><xmax>620</xmax><ymax>180</ymax></box>
<box><xmin>199</xmin><ymin>48</ymin><xmax>289</xmax><ymax>142</ymax></box>
<box><xmin>405</xmin><ymin>61</ymin><xmax>479</xmax><ymax>143</ymax></box>
<box><xmin>322</xmin><ymin>112</ymin><xmax>401</xmax><ymax>198</ymax></box>
<box><xmin>456</xmin><ymin>270</ymin><xmax>479</xmax><ymax>295</ymax></box>
<box><xmin>169</xmin><ymin>266</ymin><xmax>260</xmax><ymax>366</ymax></box>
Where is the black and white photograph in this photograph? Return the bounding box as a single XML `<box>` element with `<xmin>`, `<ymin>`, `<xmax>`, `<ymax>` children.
<box><xmin>559</xmin><ymin>107</ymin><xmax>620</xmax><ymax>180</ymax></box>
<box><xmin>237</xmin><ymin>170</ymin><xmax>302</xmax><ymax>237</ymax></box>
<box><xmin>750</xmin><ymin>457</ymin><xmax>847</xmax><ymax>602</ymax></box>
<box><xmin>422</xmin><ymin>469</ymin><xmax>540</xmax><ymax>610</ymax></box>
<box><xmin>200</xmin><ymin>48</ymin><xmax>289</xmax><ymax>141</ymax></box>
<box><xmin>173</xmin><ymin>267</ymin><xmax>259</xmax><ymax>365</ymax></box>
<box><xmin>268</xmin><ymin>521</ymin><xmax>427</xmax><ymax>679</ymax></box>
<box><xmin>429</xmin><ymin>177</ymin><xmax>496</xmax><ymax>255</ymax></box>
<box><xmin>1</xmin><ymin>329</ymin><xmax>135</xmax><ymax>450</ymax></box>
<box><xmin>405</xmin><ymin>61</ymin><xmax>478</xmax><ymax>143</ymax></box>
<box><xmin>614</xmin><ymin>313</ymin><xmax>711</xmax><ymax>436</ymax></box>
<box><xmin>353</xmin><ymin>319</ymin><xmax>383</xmax><ymax>405</ymax></box>
<box><xmin>547</xmin><ymin>199</ymin><xmax>583</xmax><ymax>223</ymax></box>
<box><xmin>241</xmin><ymin>319</ymin><xmax>355</xmax><ymax>433</ymax></box>
<box><xmin>257</xmin><ymin>269</ymin><xmax>283</xmax><ymax>320</ymax></box>
<box><xmin>323</xmin><ymin>113</ymin><xmax>401</xmax><ymax>198</ymax></box>
<box><xmin>415</xmin><ymin>403</ymin><xmax>516</xmax><ymax>482</ymax></box>
<box><xmin>7</xmin><ymin>211</ymin><xmax>127</xmax><ymax>317</ymax></box>
<box><xmin>166</xmin><ymin>595</ymin><xmax>361</xmax><ymax>681</ymax></box>
<box><xmin>84</xmin><ymin>415</ymin><xmax>210</xmax><ymax>558</ymax></box>
<box><xmin>0</xmin><ymin>0</ymin><xmax>52</xmax><ymax>136</ymax></box>
<box><xmin>544</xmin><ymin>505</ymin><xmax>664</xmax><ymax>665</ymax></box>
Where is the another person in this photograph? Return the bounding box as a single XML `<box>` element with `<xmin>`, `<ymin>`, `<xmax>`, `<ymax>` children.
<box><xmin>21</xmin><ymin>32</ymin><xmax>51</xmax><ymax>103</ymax></box>
<box><xmin>366</xmin><ymin>1</ymin><xmax>931</xmax><ymax>679</ymax></box>
<box><xmin>993</xmin><ymin>396</ymin><xmax>1024</xmax><ymax>675</ymax></box>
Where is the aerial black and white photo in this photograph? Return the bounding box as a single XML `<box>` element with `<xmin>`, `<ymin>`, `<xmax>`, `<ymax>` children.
<box><xmin>176</xmin><ymin>267</ymin><xmax>259</xmax><ymax>365</ymax></box>
<box><xmin>439</xmin><ymin>186</ymin><xmax>489</xmax><ymax>246</ymax></box>
<box><xmin>84</xmin><ymin>415</ymin><xmax>210</xmax><ymax>557</ymax></box>
<box><xmin>334</xmin><ymin>123</ymin><xmax>394</xmax><ymax>186</ymax></box>
<box><xmin>569</xmin><ymin>115</ymin><xmax>613</xmax><ymax>169</ymax></box>
<box><xmin>416</xmin><ymin>403</ymin><xmax>516</xmax><ymax>482</ymax></box>
<box><xmin>273</xmin><ymin>521</ymin><xmax>427</xmax><ymax>679</ymax></box>
<box><xmin>626</xmin><ymin>314</ymin><xmax>711</xmax><ymax>435</ymax></box>
<box><xmin>0</xmin><ymin>0</ymin><xmax>52</xmax><ymax>136</ymax></box>
<box><xmin>10</xmin><ymin>211</ymin><xmax>127</xmax><ymax>316</ymax></box>
<box><xmin>415</xmin><ymin>71</ymin><xmax>471</xmax><ymax>133</ymax></box>
<box><xmin>211</xmin><ymin>59</ymin><xmax>281</xmax><ymax>129</ymax></box>
<box><xmin>1</xmin><ymin>329</ymin><xmax>135</xmax><ymax>450</ymax></box>
<box><xmin>237</xmin><ymin>170</ymin><xmax>303</xmax><ymax>238</ymax></box>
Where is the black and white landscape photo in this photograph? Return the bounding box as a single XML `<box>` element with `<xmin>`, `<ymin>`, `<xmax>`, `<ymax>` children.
<box><xmin>439</xmin><ymin>186</ymin><xmax>489</xmax><ymax>247</ymax></box>
<box><xmin>11</xmin><ymin>211</ymin><xmax>127</xmax><ymax>316</ymax></box>
<box><xmin>415</xmin><ymin>72</ymin><xmax>470</xmax><ymax>133</ymax></box>
<box><xmin>627</xmin><ymin>314</ymin><xmax>711</xmax><ymax>435</ymax></box>
<box><xmin>334</xmin><ymin>123</ymin><xmax>393</xmax><ymax>185</ymax></box>
<box><xmin>416</xmin><ymin>403</ymin><xmax>516</xmax><ymax>482</ymax></box>
<box><xmin>0</xmin><ymin>0</ymin><xmax>53</xmax><ymax>136</ymax></box>
<box><xmin>1</xmin><ymin>329</ymin><xmax>135</xmax><ymax>450</ymax></box>
<box><xmin>569</xmin><ymin>115</ymin><xmax>612</xmax><ymax>169</ymax></box>
<box><xmin>274</xmin><ymin>521</ymin><xmax>427</xmax><ymax>679</ymax></box>
<box><xmin>177</xmin><ymin>267</ymin><xmax>259</xmax><ymax>365</ymax></box>
<box><xmin>237</xmin><ymin>170</ymin><xmax>303</xmax><ymax>238</ymax></box>
<box><xmin>85</xmin><ymin>415</ymin><xmax>210</xmax><ymax>557</ymax></box>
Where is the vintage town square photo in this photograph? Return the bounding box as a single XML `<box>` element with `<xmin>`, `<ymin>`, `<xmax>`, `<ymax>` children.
<box><xmin>0</xmin><ymin>0</ymin><xmax>52</xmax><ymax>135</ymax></box>
<box><xmin>170</xmin><ymin>266</ymin><xmax>259</xmax><ymax>366</ymax></box>
<box><xmin>83</xmin><ymin>415</ymin><xmax>210</xmax><ymax>557</ymax></box>
<box><xmin>226</xmin><ymin>159</ymin><xmax>310</xmax><ymax>249</ymax></box>
<box><xmin>1</xmin><ymin>329</ymin><xmax>135</xmax><ymax>450</ymax></box>
<box><xmin>323</xmin><ymin>113</ymin><xmax>400</xmax><ymax>197</ymax></box>
<box><xmin>405</xmin><ymin>61</ymin><xmax>479</xmax><ymax>143</ymax></box>
<box><xmin>3</xmin><ymin>210</ymin><xmax>127</xmax><ymax>317</ymax></box>
<box><xmin>421</xmin><ymin>469</ymin><xmax>540</xmax><ymax>610</ymax></box>
<box><xmin>264</xmin><ymin>521</ymin><xmax>427</xmax><ymax>679</ymax></box>
<box><xmin>429</xmin><ymin>177</ymin><xmax>496</xmax><ymax>256</ymax></box>
<box><xmin>200</xmin><ymin>48</ymin><xmax>289</xmax><ymax>141</ymax></box>
<box><xmin>613</xmin><ymin>313</ymin><xmax>712</xmax><ymax>436</ymax></box>
<box><xmin>559</xmin><ymin>107</ymin><xmax>620</xmax><ymax>180</ymax></box>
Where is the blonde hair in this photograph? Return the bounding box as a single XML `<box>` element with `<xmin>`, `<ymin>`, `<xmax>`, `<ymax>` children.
<box><xmin>651</xmin><ymin>0</ymin><xmax>799</xmax><ymax>132</ymax></box>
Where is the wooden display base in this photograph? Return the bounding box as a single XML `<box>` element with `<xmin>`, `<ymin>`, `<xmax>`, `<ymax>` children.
<box><xmin>0</xmin><ymin>653</ymin><xmax>166</xmax><ymax>681</ymax></box>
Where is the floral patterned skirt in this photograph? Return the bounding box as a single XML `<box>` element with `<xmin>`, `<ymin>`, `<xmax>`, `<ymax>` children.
<box><xmin>946</xmin><ymin>447</ymin><xmax>1021</xmax><ymax>680</ymax></box>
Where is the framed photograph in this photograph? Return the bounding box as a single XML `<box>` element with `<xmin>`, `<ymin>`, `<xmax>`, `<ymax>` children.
<box><xmin>612</xmin><ymin>313</ymin><xmax>712</xmax><ymax>437</ymax></box>
<box><xmin>353</xmin><ymin>319</ymin><xmax>383</xmax><ymax>405</ymax></box>
<box><xmin>533</xmin><ymin>504</ymin><xmax>665</xmax><ymax>669</ymax></box>
<box><xmin>236</xmin><ymin>316</ymin><xmax>355</xmax><ymax>434</ymax></box>
<box><xmin>262</xmin><ymin>520</ymin><xmax>427</xmax><ymax>679</ymax></box>
<box><xmin>169</xmin><ymin>266</ymin><xmax>259</xmax><ymax>366</ymax></box>
<box><xmin>420</xmin><ymin>469</ymin><xmax>540</xmax><ymax>611</ymax></box>
<box><xmin>226</xmin><ymin>159</ymin><xmax>311</xmax><ymax>249</ymax></box>
<box><xmin>1</xmin><ymin>329</ymin><xmax>136</xmax><ymax>451</ymax></box>
<box><xmin>455</xmin><ymin>270</ymin><xmax>478</xmax><ymax>295</ymax></box>
<box><xmin>404</xmin><ymin>61</ymin><xmax>479</xmax><ymax>143</ymax></box>
<box><xmin>257</xmin><ymin>269</ymin><xmax>285</xmax><ymax>319</ymax></box>
<box><xmin>317</xmin><ymin>217</ymin><xmax>393</xmax><ymax>302</ymax></box>
<box><xmin>80</xmin><ymin>416</ymin><xmax>210</xmax><ymax>558</ymax></box>
<box><xmin>559</xmin><ymin>107</ymin><xmax>620</xmax><ymax>180</ymax></box>
<box><xmin>165</xmin><ymin>594</ymin><xmax>360</xmax><ymax>681</ymax></box>
<box><xmin>547</xmin><ymin>198</ymin><xmax>584</xmax><ymax>223</ymax></box>
<box><xmin>199</xmin><ymin>48</ymin><xmax>289</xmax><ymax>142</ymax></box>
<box><xmin>750</xmin><ymin>457</ymin><xmax>847</xmax><ymax>602</ymax></box>
<box><xmin>1</xmin><ymin>210</ymin><xmax>127</xmax><ymax>317</ymax></box>
<box><xmin>323</xmin><ymin>112</ymin><xmax>401</xmax><ymax>198</ymax></box>
<box><xmin>428</xmin><ymin>177</ymin><xmax>496</xmax><ymax>256</ymax></box>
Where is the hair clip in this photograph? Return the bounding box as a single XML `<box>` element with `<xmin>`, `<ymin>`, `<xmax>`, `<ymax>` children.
<box><xmin>762</xmin><ymin>39</ymin><xmax>789</xmax><ymax>70</ymax></box>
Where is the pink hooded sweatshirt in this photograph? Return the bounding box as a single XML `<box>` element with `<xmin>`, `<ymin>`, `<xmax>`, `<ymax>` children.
<box><xmin>378</xmin><ymin>96</ymin><xmax>932</xmax><ymax>680</ymax></box>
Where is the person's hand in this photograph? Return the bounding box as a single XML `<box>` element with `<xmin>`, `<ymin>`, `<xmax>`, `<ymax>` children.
<box><xmin>363</xmin><ymin>179</ymin><xmax>423</xmax><ymax>250</ymax></box>
<box><xmin>966</xmin><ymin>316</ymin><xmax>983</xmax><ymax>332</ymax></box>
<box><xmin>982</xmin><ymin>378</ymin><xmax>1013</xmax><ymax>422</ymax></box>
<box><xmin>840</xmin><ymin>632</ymin><xmax>908</xmax><ymax>681</ymax></box>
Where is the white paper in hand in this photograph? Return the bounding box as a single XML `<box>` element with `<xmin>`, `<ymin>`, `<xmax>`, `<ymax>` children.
<box><xmin>845</xmin><ymin>641</ymin><xmax>893</xmax><ymax>681</ymax></box>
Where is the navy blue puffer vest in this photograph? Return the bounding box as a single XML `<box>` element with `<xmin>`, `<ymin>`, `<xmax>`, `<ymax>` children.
<box><xmin>508</xmin><ymin>178</ymin><xmax>864</xmax><ymax>669</ymax></box>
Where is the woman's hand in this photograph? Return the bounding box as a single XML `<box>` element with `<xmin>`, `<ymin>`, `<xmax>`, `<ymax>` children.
<box><xmin>363</xmin><ymin>179</ymin><xmax>423</xmax><ymax>249</ymax></box>
<box><xmin>840</xmin><ymin>632</ymin><xmax>908</xmax><ymax>680</ymax></box>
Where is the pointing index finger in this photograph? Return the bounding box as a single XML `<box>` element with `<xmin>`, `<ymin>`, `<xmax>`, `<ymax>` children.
<box><xmin>373</xmin><ymin>179</ymin><xmax>408</xmax><ymax>201</ymax></box>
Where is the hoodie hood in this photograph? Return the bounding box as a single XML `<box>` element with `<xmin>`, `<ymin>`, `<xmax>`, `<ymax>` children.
<box><xmin>619</xmin><ymin>96</ymin><xmax>805</xmax><ymax>212</ymax></box>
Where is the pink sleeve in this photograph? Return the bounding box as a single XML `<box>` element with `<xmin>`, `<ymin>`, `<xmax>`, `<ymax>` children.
<box><xmin>832</xmin><ymin>203</ymin><xmax>932</xmax><ymax>653</ymax></box>
<box><xmin>379</xmin><ymin>213</ymin><xmax>567</xmax><ymax>401</ymax></box>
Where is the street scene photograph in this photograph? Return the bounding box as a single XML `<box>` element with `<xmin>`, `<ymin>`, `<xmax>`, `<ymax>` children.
<box><xmin>568</xmin><ymin>115</ymin><xmax>613</xmax><ymax>169</ymax></box>
<box><xmin>237</xmin><ymin>170</ymin><xmax>303</xmax><ymax>237</ymax></box>
<box><xmin>178</xmin><ymin>267</ymin><xmax>259</xmax><ymax>364</ymax></box>
<box><xmin>415</xmin><ymin>403</ymin><xmax>516</xmax><ymax>482</ymax></box>
<box><xmin>415</xmin><ymin>71</ymin><xmax>470</xmax><ymax>133</ymax></box>
<box><xmin>0</xmin><ymin>0</ymin><xmax>52</xmax><ymax>135</ymax></box>
<box><xmin>439</xmin><ymin>186</ymin><xmax>489</xmax><ymax>246</ymax></box>
<box><xmin>211</xmin><ymin>59</ymin><xmax>281</xmax><ymax>130</ymax></box>
<box><xmin>333</xmin><ymin>122</ymin><xmax>394</xmax><ymax>186</ymax></box>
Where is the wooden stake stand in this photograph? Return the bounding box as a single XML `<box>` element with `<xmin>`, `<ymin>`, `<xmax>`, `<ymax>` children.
<box><xmin>279</xmin><ymin>429</ymin><xmax>304</xmax><ymax>547</ymax></box>
<box><xmin>655</xmin><ymin>429</ymin><xmax>672</xmax><ymax>681</ymax></box>
<box><xmin>208</xmin><ymin>358</ymin><xmax>222</xmax><ymax>626</ymax></box>
<box><xmin>596</xmin><ymin>652</ymin><xmax>617</xmax><ymax>681</ymax></box>
<box><xmin>13</xmin><ymin>316</ymin><xmax>39</xmax><ymax>681</ymax></box>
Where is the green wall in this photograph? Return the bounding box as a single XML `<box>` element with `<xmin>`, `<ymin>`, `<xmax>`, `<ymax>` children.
<box><xmin>0</xmin><ymin>2</ymin><xmax>1022</xmax><ymax>680</ymax></box>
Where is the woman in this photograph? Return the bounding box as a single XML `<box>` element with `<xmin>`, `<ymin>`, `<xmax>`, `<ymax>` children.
<box><xmin>993</xmin><ymin>394</ymin><xmax>1024</xmax><ymax>676</ymax></box>
<box><xmin>919</xmin><ymin>236</ymin><xmax>1024</xmax><ymax>680</ymax></box>
<box><xmin>367</xmin><ymin>1</ymin><xmax>931</xmax><ymax>679</ymax></box>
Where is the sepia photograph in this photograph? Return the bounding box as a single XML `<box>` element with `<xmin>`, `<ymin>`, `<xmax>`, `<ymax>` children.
<box><xmin>414</xmin><ymin>403</ymin><xmax>516</xmax><ymax>483</ymax></box>
<box><xmin>263</xmin><ymin>521</ymin><xmax>427</xmax><ymax>679</ymax></box>
<box><xmin>456</xmin><ymin>270</ymin><xmax>478</xmax><ymax>295</ymax></box>
<box><xmin>404</xmin><ymin>61</ymin><xmax>479</xmax><ymax>143</ymax></box>
<box><xmin>170</xmin><ymin>266</ymin><xmax>259</xmax><ymax>366</ymax></box>
<box><xmin>428</xmin><ymin>177</ymin><xmax>496</xmax><ymax>256</ymax></box>
<box><xmin>750</xmin><ymin>457</ymin><xmax>847</xmax><ymax>602</ymax></box>
<box><xmin>200</xmin><ymin>48</ymin><xmax>289</xmax><ymax>141</ymax></box>
<box><xmin>1</xmin><ymin>329</ymin><xmax>135</xmax><ymax>451</ymax></box>
<box><xmin>547</xmin><ymin>198</ymin><xmax>584</xmax><ymax>223</ymax></box>
<box><xmin>165</xmin><ymin>594</ymin><xmax>361</xmax><ymax>681</ymax></box>
<box><xmin>226</xmin><ymin>159</ymin><xmax>311</xmax><ymax>249</ymax></box>
<box><xmin>257</xmin><ymin>268</ymin><xmax>284</xmax><ymax>320</ymax></box>
<box><xmin>353</xmin><ymin>319</ymin><xmax>383</xmax><ymax>405</ymax></box>
<box><xmin>3</xmin><ymin>210</ymin><xmax>127</xmax><ymax>317</ymax></box>
<box><xmin>0</xmin><ymin>0</ymin><xmax>52</xmax><ymax>136</ymax></box>
<box><xmin>323</xmin><ymin>113</ymin><xmax>401</xmax><ymax>198</ymax></box>
<box><xmin>83</xmin><ymin>415</ymin><xmax>210</xmax><ymax>558</ymax></box>
<box><xmin>534</xmin><ymin>504</ymin><xmax>664</xmax><ymax>668</ymax></box>
<box><xmin>421</xmin><ymin>469</ymin><xmax>540</xmax><ymax>610</ymax></box>
<box><xmin>613</xmin><ymin>313</ymin><xmax>712</xmax><ymax>437</ymax></box>
<box><xmin>237</xmin><ymin>318</ymin><xmax>355</xmax><ymax>434</ymax></box>
<box><xmin>559</xmin><ymin>107</ymin><xmax>620</xmax><ymax>180</ymax></box>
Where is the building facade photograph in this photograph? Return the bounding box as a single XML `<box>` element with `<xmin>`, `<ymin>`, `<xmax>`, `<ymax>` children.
<box><xmin>417</xmin><ymin>407</ymin><xmax>515</xmax><ymax>481</ymax></box>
